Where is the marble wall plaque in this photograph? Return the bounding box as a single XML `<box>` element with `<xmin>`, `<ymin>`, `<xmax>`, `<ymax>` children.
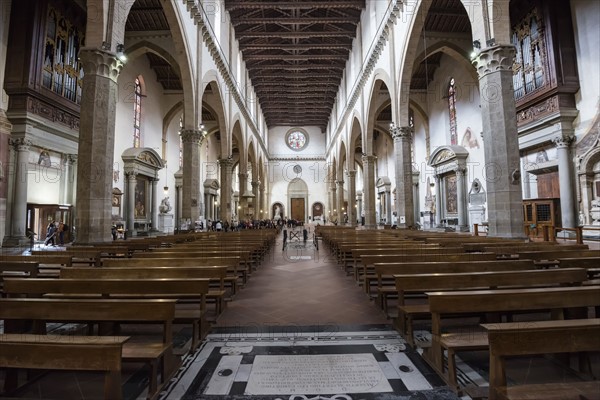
<box><xmin>469</xmin><ymin>192</ymin><xmax>486</xmax><ymax>206</ymax></box>
<box><xmin>244</xmin><ymin>354</ymin><xmax>393</xmax><ymax>395</ymax></box>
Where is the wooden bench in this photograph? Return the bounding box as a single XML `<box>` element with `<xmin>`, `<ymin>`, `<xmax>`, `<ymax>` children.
<box><xmin>32</xmin><ymin>249</ymin><xmax>102</xmax><ymax>267</ymax></box>
<box><xmin>482</xmin><ymin>319</ymin><xmax>600</xmax><ymax>400</ymax></box>
<box><xmin>426</xmin><ymin>286</ymin><xmax>600</xmax><ymax>393</ymax></box>
<box><xmin>394</xmin><ymin>267</ymin><xmax>588</xmax><ymax>347</ymax></box>
<box><xmin>60</xmin><ymin>266</ymin><xmax>230</xmax><ymax>318</ymax></box>
<box><xmin>0</xmin><ymin>334</ymin><xmax>129</xmax><ymax>399</ymax></box>
<box><xmin>0</xmin><ymin>298</ymin><xmax>178</xmax><ymax>399</ymax></box>
<box><xmin>103</xmin><ymin>256</ymin><xmax>248</xmax><ymax>294</ymax></box>
<box><xmin>363</xmin><ymin>252</ymin><xmax>497</xmax><ymax>294</ymax></box>
<box><xmin>3</xmin><ymin>277</ymin><xmax>210</xmax><ymax>351</ymax></box>
<box><xmin>370</xmin><ymin>259</ymin><xmax>536</xmax><ymax>299</ymax></box>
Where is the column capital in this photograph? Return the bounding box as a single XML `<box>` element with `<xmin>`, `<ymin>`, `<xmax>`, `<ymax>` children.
<box><xmin>125</xmin><ymin>171</ymin><xmax>138</xmax><ymax>179</ymax></box>
<box><xmin>346</xmin><ymin>169</ymin><xmax>356</xmax><ymax>178</ymax></box>
<box><xmin>78</xmin><ymin>48</ymin><xmax>123</xmax><ymax>83</ymax></box>
<box><xmin>251</xmin><ymin>181</ymin><xmax>260</xmax><ymax>188</ymax></box>
<box><xmin>9</xmin><ymin>137</ymin><xmax>32</xmax><ymax>151</ymax></box>
<box><xmin>390</xmin><ymin>126</ymin><xmax>413</xmax><ymax>141</ymax></box>
<box><xmin>552</xmin><ymin>135</ymin><xmax>575</xmax><ymax>149</ymax></box>
<box><xmin>336</xmin><ymin>180</ymin><xmax>344</xmax><ymax>186</ymax></box>
<box><xmin>361</xmin><ymin>154</ymin><xmax>377</xmax><ymax>164</ymax></box>
<box><xmin>456</xmin><ymin>166</ymin><xmax>467</xmax><ymax>175</ymax></box>
<box><xmin>67</xmin><ymin>154</ymin><xmax>78</xmax><ymax>164</ymax></box>
<box><xmin>238</xmin><ymin>172</ymin><xmax>248</xmax><ymax>179</ymax></box>
<box><xmin>180</xmin><ymin>129</ymin><xmax>205</xmax><ymax>145</ymax></box>
<box><xmin>218</xmin><ymin>158</ymin><xmax>233</xmax><ymax>168</ymax></box>
<box><xmin>472</xmin><ymin>45</ymin><xmax>516</xmax><ymax>79</ymax></box>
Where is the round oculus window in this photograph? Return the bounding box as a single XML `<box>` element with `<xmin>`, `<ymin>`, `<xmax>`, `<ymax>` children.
<box><xmin>286</xmin><ymin>130</ymin><xmax>308</xmax><ymax>151</ymax></box>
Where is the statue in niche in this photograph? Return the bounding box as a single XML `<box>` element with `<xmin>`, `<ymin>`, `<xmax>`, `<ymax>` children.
<box><xmin>159</xmin><ymin>197</ymin><xmax>172</xmax><ymax>214</ymax></box>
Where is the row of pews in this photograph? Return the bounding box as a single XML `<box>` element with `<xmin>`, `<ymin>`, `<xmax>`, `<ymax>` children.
<box><xmin>319</xmin><ymin>226</ymin><xmax>600</xmax><ymax>400</ymax></box>
<box><xmin>0</xmin><ymin>229</ymin><xmax>277</xmax><ymax>399</ymax></box>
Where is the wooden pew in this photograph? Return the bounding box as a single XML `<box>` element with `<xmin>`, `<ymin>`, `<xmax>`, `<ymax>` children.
<box><xmin>102</xmin><ymin>257</ymin><xmax>242</xmax><ymax>293</ymax></box>
<box><xmin>0</xmin><ymin>262</ymin><xmax>39</xmax><ymax>291</ymax></box>
<box><xmin>0</xmin><ymin>334</ymin><xmax>129</xmax><ymax>400</ymax></box>
<box><xmin>32</xmin><ymin>249</ymin><xmax>102</xmax><ymax>267</ymax></box>
<box><xmin>369</xmin><ymin>259</ymin><xmax>536</xmax><ymax>298</ymax></box>
<box><xmin>60</xmin><ymin>266</ymin><xmax>230</xmax><ymax>317</ymax></box>
<box><xmin>481</xmin><ymin>319</ymin><xmax>600</xmax><ymax>400</ymax></box>
<box><xmin>426</xmin><ymin>286</ymin><xmax>600</xmax><ymax>393</ymax></box>
<box><xmin>361</xmin><ymin>251</ymin><xmax>496</xmax><ymax>289</ymax></box>
<box><xmin>0</xmin><ymin>298</ymin><xmax>178</xmax><ymax>399</ymax></box>
<box><xmin>516</xmin><ymin>249</ymin><xmax>598</xmax><ymax>261</ymax></box>
<box><xmin>394</xmin><ymin>267</ymin><xmax>588</xmax><ymax>347</ymax></box>
<box><xmin>3</xmin><ymin>277</ymin><xmax>210</xmax><ymax>351</ymax></box>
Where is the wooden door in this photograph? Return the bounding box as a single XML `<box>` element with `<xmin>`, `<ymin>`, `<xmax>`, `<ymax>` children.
<box><xmin>291</xmin><ymin>198</ymin><xmax>305</xmax><ymax>221</ymax></box>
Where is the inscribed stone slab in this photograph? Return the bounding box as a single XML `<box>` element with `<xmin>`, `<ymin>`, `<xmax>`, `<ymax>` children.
<box><xmin>244</xmin><ymin>354</ymin><xmax>393</xmax><ymax>395</ymax></box>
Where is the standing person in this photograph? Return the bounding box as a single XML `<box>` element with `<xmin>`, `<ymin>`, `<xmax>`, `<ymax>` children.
<box><xmin>44</xmin><ymin>221</ymin><xmax>56</xmax><ymax>247</ymax></box>
<box><xmin>216</xmin><ymin>220</ymin><xmax>222</xmax><ymax>232</ymax></box>
<box><xmin>57</xmin><ymin>221</ymin><xmax>66</xmax><ymax>245</ymax></box>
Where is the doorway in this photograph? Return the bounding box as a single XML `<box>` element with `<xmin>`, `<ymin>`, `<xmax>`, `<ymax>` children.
<box><xmin>291</xmin><ymin>198</ymin><xmax>306</xmax><ymax>221</ymax></box>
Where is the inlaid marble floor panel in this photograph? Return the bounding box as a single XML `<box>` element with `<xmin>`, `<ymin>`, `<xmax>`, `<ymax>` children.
<box><xmin>155</xmin><ymin>325</ymin><xmax>462</xmax><ymax>400</ymax></box>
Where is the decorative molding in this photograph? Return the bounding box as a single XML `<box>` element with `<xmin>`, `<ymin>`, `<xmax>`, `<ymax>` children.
<box><xmin>472</xmin><ymin>45</ymin><xmax>516</xmax><ymax>78</ymax></box>
<box><xmin>19</xmin><ymin>95</ymin><xmax>80</xmax><ymax>130</ymax></box>
<box><xmin>217</xmin><ymin>158</ymin><xmax>233</xmax><ymax>168</ymax></box>
<box><xmin>78</xmin><ymin>48</ymin><xmax>123</xmax><ymax>83</ymax></box>
<box><xmin>552</xmin><ymin>135</ymin><xmax>575</xmax><ymax>149</ymax></box>
<box><xmin>362</xmin><ymin>154</ymin><xmax>377</xmax><ymax>164</ymax></box>
<box><xmin>9</xmin><ymin>137</ymin><xmax>32</xmax><ymax>151</ymax></box>
<box><xmin>516</xmin><ymin>95</ymin><xmax>559</xmax><ymax>126</ymax></box>
<box><xmin>269</xmin><ymin>156</ymin><xmax>326</xmax><ymax>162</ymax></box>
<box><xmin>390</xmin><ymin>126</ymin><xmax>413</xmax><ymax>141</ymax></box>
<box><xmin>180</xmin><ymin>129</ymin><xmax>204</xmax><ymax>145</ymax></box>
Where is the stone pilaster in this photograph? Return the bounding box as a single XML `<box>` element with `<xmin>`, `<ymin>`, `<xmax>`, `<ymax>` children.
<box><xmin>362</xmin><ymin>154</ymin><xmax>377</xmax><ymax>228</ymax></box>
<box><xmin>336</xmin><ymin>180</ymin><xmax>345</xmax><ymax>223</ymax></box>
<box><xmin>434</xmin><ymin>175</ymin><xmax>442</xmax><ymax>227</ymax></box>
<box><xmin>126</xmin><ymin>172</ymin><xmax>137</xmax><ymax>237</ymax></box>
<box><xmin>75</xmin><ymin>49</ymin><xmax>123</xmax><ymax>244</ymax></box>
<box><xmin>472</xmin><ymin>45</ymin><xmax>526</xmax><ymax>238</ymax></box>
<box><xmin>180</xmin><ymin>129</ymin><xmax>204</xmax><ymax>222</ymax></box>
<box><xmin>553</xmin><ymin>135</ymin><xmax>577</xmax><ymax>229</ymax></box>
<box><xmin>391</xmin><ymin>126</ymin><xmax>415</xmax><ymax>228</ymax></box>
<box><xmin>357</xmin><ymin>191</ymin><xmax>363</xmax><ymax>224</ymax></box>
<box><xmin>2</xmin><ymin>138</ymin><xmax>31</xmax><ymax>247</ymax></box>
<box><xmin>456</xmin><ymin>167</ymin><xmax>469</xmax><ymax>231</ymax></box>
<box><xmin>259</xmin><ymin>183</ymin><xmax>265</xmax><ymax>219</ymax></box>
<box><xmin>150</xmin><ymin>178</ymin><xmax>159</xmax><ymax>232</ymax></box>
<box><xmin>218</xmin><ymin>158</ymin><xmax>233</xmax><ymax>222</ymax></box>
<box><xmin>346</xmin><ymin>170</ymin><xmax>357</xmax><ymax>226</ymax></box>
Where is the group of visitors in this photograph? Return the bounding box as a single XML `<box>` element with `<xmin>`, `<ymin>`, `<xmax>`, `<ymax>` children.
<box><xmin>44</xmin><ymin>220</ymin><xmax>68</xmax><ymax>246</ymax></box>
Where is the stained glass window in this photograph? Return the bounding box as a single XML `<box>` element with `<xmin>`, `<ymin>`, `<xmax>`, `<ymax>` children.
<box><xmin>448</xmin><ymin>78</ymin><xmax>457</xmax><ymax>145</ymax></box>
<box><xmin>286</xmin><ymin>130</ymin><xmax>308</xmax><ymax>151</ymax></box>
<box><xmin>179</xmin><ymin>116</ymin><xmax>183</xmax><ymax>168</ymax></box>
<box><xmin>133</xmin><ymin>78</ymin><xmax>142</xmax><ymax>148</ymax></box>
<box><xmin>42</xmin><ymin>6</ymin><xmax>85</xmax><ymax>104</ymax></box>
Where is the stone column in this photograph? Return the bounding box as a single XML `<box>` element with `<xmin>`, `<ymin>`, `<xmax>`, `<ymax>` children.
<box><xmin>204</xmin><ymin>192</ymin><xmax>210</xmax><ymax>221</ymax></box>
<box><xmin>66</xmin><ymin>154</ymin><xmax>77</xmax><ymax>205</ymax></box>
<box><xmin>2</xmin><ymin>138</ymin><xmax>31</xmax><ymax>246</ymax></box>
<box><xmin>362</xmin><ymin>155</ymin><xmax>377</xmax><ymax>227</ymax></box>
<box><xmin>413</xmin><ymin>177</ymin><xmax>420</xmax><ymax>227</ymax></box>
<box><xmin>391</xmin><ymin>126</ymin><xmax>415</xmax><ymax>228</ymax></box>
<box><xmin>473</xmin><ymin>45</ymin><xmax>525</xmax><ymax>238</ymax></box>
<box><xmin>456</xmin><ymin>167</ymin><xmax>468</xmax><ymax>231</ymax></box>
<box><xmin>385</xmin><ymin>190</ymin><xmax>392</xmax><ymax>224</ymax></box>
<box><xmin>75</xmin><ymin>49</ymin><xmax>123</xmax><ymax>244</ymax></box>
<box><xmin>180</xmin><ymin>130</ymin><xmax>203</xmax><ymax>222</ymax></box>
<box><xmin>251</xmin><ymin>181</ymin><xmax>259</xmax><ymax>219</ymax></box>
<box><xmin>218</xmin><ymin>158</ymin><xmax>233</xmax><ymax>222</ymax></box>
<box><xmin>150</xmin><ymin>178</ymin><xmax>159</xmax><ymax>232</ymax></box>
<box><xmin>357</xmin><ymin>191</ymin><xmax>363</xmax><ymax>224</ymax></box>
<box><xmin>347</xmin><ymin>170</ymin><xmax>357</xmax><ymax>226</ymax></box>
<box><xmin>330</xmin><ymin>185</ymin><xmax>337</xmax><ymax>220</ymax></box>
<box><xmin>239</xmin><ymin>173</ymin><xmax>249</xmax><ymax>219</ymax></box>
<box><xmin>259</xmin><ymin>183</ymin><xmax>265</xmax><ymax>219</ymax></box>
<box><xmin>434</xmin><ymin>175</ymin><xmax>442</xmax><ymax>227</ymax></box>
<box><xmin>553</xmin><ymin>135</ymin><xmax>577</xmax><ymax>229</ymax></box>
<box><xmin>337</xmin><ymin>180</ymin><xmax>344</xmax><ymax>223</ymax></box>
<box><xmin>126</xmin><ymin>172</ymin><xmax>137</xmax><ymax>237</ymax></box>
<box><xmin>174</xmin><ymin>169</ymin><xmax>183</xmax><ymax>229</ymax></box>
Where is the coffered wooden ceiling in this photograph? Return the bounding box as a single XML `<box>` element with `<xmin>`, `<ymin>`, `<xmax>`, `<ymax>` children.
<box><xmin>225</xmin><ymin>0</ymin><xmax>365</xmax><ymax>131</ymax></box>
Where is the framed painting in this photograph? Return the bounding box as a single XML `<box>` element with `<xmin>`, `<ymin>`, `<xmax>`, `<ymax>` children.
<box><xmin>134</xmin><ymin>177</ymin><xmax>147</xmax><ymax>218</ymax></box>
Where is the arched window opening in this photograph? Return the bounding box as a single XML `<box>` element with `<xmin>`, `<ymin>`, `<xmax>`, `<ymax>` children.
<box><xmin>133</xmin><ymin>77</ymin><xmax>142</xmax><ymax>148</ymax></box>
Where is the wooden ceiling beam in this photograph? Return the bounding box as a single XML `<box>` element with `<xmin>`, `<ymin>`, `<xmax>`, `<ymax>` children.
<box><xmin>233</xmin><ymin>17</ymin><xmax>359</xmax><ymax>26</ymax></box>
<box><xmin>242</xmin><ymin>44</ymin><xmax>353</xmax><ymax>51</ymax></box>
<box><xmin>225</xmin><ymin>1</ymin><xmax>364</xmax><ymax>11</ymax></box>
<box><xmin>248</xmin><ymin>65</ymin><xmax>344</xmax><ymax>70</ymax></box>
<box><xmin>244</xmin><ymin>54</ymin><xmax>348</xmax><ymax>61</ymax></box>
<box><xmin>237</xmin><ymin>31</ymin><xmax>355</xmax><ymax>39</ymax></box>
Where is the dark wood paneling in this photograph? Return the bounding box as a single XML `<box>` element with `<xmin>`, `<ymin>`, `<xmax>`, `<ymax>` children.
<box><xmin>537</xmin><ymin>171</ymin><xmax>560</xmax><ymax>199</ymax></box>
<box><xmin>291</xmin><ymin>198</ymin><xmax>305</xmax><ymax>222</ymax></box>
